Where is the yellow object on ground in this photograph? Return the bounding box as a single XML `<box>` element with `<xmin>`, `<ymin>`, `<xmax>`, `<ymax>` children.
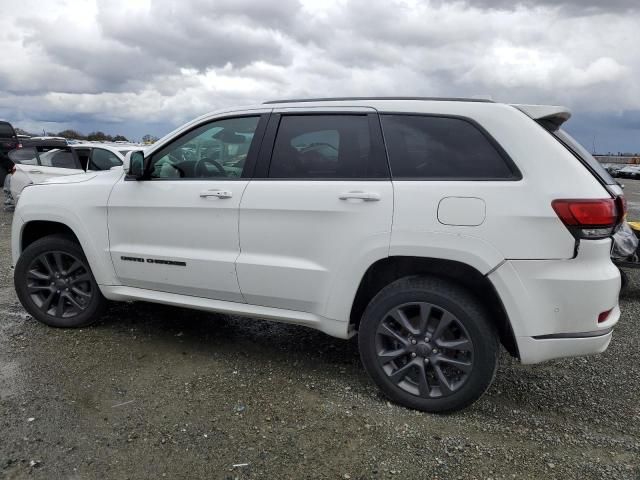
<box><xmin>628</xmin><ymin>221</ymin><xmax>640</xmax><ymax>234</ymax></box>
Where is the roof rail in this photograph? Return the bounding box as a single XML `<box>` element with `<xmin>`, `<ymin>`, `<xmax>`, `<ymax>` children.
<box><xmin>263</xmin><ymin>96</ymin><xmax>494</xmax><ymax>105</ymax></box>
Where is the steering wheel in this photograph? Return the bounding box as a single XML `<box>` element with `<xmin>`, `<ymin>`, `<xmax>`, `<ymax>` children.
<box><xmin>194</xmin><ymin>158</ymin><xmax>226</xmax><ymax>177</ymax></box>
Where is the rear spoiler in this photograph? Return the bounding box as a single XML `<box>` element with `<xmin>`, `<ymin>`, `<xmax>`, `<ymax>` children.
<box><xmin>511</xmin><ymin>104</ymin><xmax>571</xmax><ymax>129</ymax></box>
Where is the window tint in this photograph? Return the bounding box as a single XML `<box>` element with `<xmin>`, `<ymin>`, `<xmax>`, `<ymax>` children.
<box><xmin>90</xmin><ymin>148</ymin><xmax>122</xmax><ymax>170</ymax></box>
<box><xmin>150</xmin><ymin>116</ymin><xmax>259</xmax><ymax>179</ymax></box>
<box><xmin>381</xmin><ymin>115</ymin><xmax>516</xmax><ymax>179</ymax></box>
<box><xmin>39</xmin><ymin>149</ymin><xmax>78</xmax><ymax>169</ymax></box>
<box><xmin>268</xmin><ymin>115</ymin><xmax>387</xmax><ymax>179</ymax></box>
<box><xmin>8</xmin><ymin>147</ymin><xmax>38</xmax><ymax>165</ymax></box>
<box><xmin>0</xmin><ymin>123</ymin><xmax>14</xmax><ymax>137</ymax></box>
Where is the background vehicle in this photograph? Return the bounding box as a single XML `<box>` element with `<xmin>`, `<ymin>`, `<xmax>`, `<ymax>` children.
<box><xmin>617</xmin><ymin>165</ymin><xmax>640</xmax><ymax>179</ymax></box>
<box><xmin>9</xmin><ymin>143</ymin><xmax>130</xmax><ymax>202</ymax></box>
<box><xmin>0</xmin><ymin>121</ymin><xmax>19</xmax><ymax>189</ymax></box>
<box><xmin>11</xmin><ymin>98</ymin><xmax>623</xmax><ymax>413</ymax></box>
<box><xmin>603</xmin><ymin>163</ymin><xmax>625</xmax><ymax>177</ymax></box>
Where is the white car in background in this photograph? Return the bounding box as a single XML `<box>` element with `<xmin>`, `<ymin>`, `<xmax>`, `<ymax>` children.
<box><xmin>9</xmin><ymin>143</ymin><xmax>137</xmax><ymax>202</ymax></box>
<box><xmin>617</xmin><ymin>164</ymin><xmax>640</xmax><ymax>179</ymax></box>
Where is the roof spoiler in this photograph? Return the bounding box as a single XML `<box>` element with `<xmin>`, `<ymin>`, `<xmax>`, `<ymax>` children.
<box><xmin>511</xmin><ymin>104</ymin><xmax>571</xmax><ymax>129</ymax></box>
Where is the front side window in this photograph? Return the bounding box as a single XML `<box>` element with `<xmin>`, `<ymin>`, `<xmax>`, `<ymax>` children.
<box><xmin>268</xmin><ymin>115</ymin><xmax>387</xmax><ymax>179</ymax></box>
<box><xmin>149</xmin><ymin>116</ymin><xmax>260</xmax><ymax>179</ymax></box>
<box><xmin>89</xmin><ymin>148</ymin><xmax>122</xmax><ymax>170</ymax></box>
<box><xmin>38</xmin><ymin>149</ymin><xmax>78</xmax><ymax>169</ymax></box>
<box><xmin>381</xmin><ymin>115</ymin><xmax>517</xmax><ymax>180</ymax></box>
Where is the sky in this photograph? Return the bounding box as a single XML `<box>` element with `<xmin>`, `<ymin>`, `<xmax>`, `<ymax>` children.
<box><xmin>0</xmin><ymin>0</ymin><xmax>639</xmax><ymax>153</ymax></box>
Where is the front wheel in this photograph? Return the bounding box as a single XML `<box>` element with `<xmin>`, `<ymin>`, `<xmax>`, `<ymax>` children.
<box><xmin>14</xmin><ymin>235</ymin><xmax>106</xmax><ymax>328</ymax></box>
<box><xmin>358</xmin><ymin>276</ymin><xmax>499</xmax><ymax>413</ymax></box>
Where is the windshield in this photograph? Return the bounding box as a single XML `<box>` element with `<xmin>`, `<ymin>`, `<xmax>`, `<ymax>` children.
<box><xmin>551</xmin><ymin>127</ymin><xmax>616</xmax><ymax>185</ymax></box>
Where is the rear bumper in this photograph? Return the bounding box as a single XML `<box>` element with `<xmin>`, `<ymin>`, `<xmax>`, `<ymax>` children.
<box><xmin>489</xmin><ymin>239</ymin><xmax>620</xmax><ymax>364</ymax></box>
<box><xmin>516</xmin><ymin>319</ymin><xmax>616</xmax><ymax>364</ymax></box>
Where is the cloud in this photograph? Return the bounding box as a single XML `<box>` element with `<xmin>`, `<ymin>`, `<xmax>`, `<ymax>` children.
<box><xmin>442</xmin><ymin>0</ymin><xmax>640</xmax><ymax>13</ymax></box>
<box><xmin>0</xmin><ymin>0</ymin><xmax>638</xmax><ymax>151</ymax></box>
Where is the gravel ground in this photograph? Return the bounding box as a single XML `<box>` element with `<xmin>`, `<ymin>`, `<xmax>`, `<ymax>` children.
<box><xmin>1</xmin><ymin>183</ymin><xmax>640</xmax><ymax>480</ymax></box>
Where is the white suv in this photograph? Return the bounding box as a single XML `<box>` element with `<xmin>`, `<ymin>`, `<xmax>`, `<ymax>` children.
<box><xmin>11</xmin><ymin>98</ymin><xmax>623</xmax><ymax>412</ymax></box>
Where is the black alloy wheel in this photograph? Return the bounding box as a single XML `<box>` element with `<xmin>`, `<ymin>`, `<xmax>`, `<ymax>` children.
<box><xmin>375</xmin><ymin>302</ymin><xmax>474</xmax><ymax>399</ymax></box>
<box><xmin>359</xmin><ymin>276</ymin><xmax>499</xmax><ymax>413</ymax></box>
<box><xmin>15</xmin><ymin>235</ymin><xmax>106</xmax><ymax>328</ymax></box>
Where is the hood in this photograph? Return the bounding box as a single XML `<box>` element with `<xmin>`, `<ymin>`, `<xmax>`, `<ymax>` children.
<box><xmin>40</xmin><ymin>172</ymin><xmax>98</xmax><ymax>185</ymax></box>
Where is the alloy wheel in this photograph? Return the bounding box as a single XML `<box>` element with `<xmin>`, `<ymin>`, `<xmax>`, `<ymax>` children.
<box><xmin>25</xmin><ymin>251</ymin><xmax>94</xmax><ymax>318</ymax></box>
<box><xmin>375</xmin><ymin>302</ymin><xmax>474</xmax><ymax>398</ymax></box>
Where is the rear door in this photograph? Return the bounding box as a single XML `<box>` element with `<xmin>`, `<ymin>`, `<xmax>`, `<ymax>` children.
<box><xmin>236</xmin><ymin>109</ymin><xmax>393</xmax><ymax>318</ymax></box>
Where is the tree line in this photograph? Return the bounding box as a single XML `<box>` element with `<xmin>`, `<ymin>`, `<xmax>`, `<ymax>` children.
<box><xmin>15</xmin><ymin>128</ymin><xmax>159</xmax><ymax>144</ymax></box>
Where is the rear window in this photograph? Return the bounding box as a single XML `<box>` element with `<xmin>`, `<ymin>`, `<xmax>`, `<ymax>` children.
<box><xmin>380</xmin><ymin>115</ymin><xmax>518</xmax><ymax>180</ymax></box>
<box><xmin>0</xmin><ymin>123</ymin><xmax>15</xmax><ymax>137</ymax></box>
<box><xmin>547</xmin><ymin>127</ymin><xmax>616</xmax><ymax>186</ymax></box>
<box><xmin>9</xmin><ymin>147</ymin><xmax>38</xmax><ymax>165</ymax></box>
<box><xmin>39</xmin><ymin>149</ymin><xmax>78</xmax><ymax>169</ymax></box>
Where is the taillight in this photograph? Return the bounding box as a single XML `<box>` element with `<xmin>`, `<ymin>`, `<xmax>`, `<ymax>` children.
<box><xmin>552</xmin><ymin>198</ymin><xmax>619</xmax><ymax>239</ymax></box>
<box><xmin>17</xmin><ymin>143</ymin><xmax>22</xmax><ymax>149</ymax></box>
<box><xmin>10</xmin><ymin>165</ymin><xmax>16</xmax><ymax>174</ymax></box>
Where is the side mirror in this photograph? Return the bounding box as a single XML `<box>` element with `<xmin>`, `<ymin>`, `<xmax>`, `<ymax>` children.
<box><xmin>125</xmin><ymin>150</ymin><xmax>147</xmax><ymax>179</ymax></box>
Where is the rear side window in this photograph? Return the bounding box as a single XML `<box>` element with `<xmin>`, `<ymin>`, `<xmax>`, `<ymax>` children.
<box><xmin>268</xmin><ymin>115</ymin><xmax>388</xmax><ymax>179</ymax></box>
<box><xmin>381</xmin><ymin>115</ymin><xmax>518</xmax><ymax>180</ymax></box>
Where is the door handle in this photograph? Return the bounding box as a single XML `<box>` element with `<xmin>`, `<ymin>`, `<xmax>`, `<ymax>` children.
<box><xmin>339</xmin><ymin>191</ymin><xmax>381</xmax><ymax>202</ymax></box>
<box><xmin>28</xmin><ymin>169</ymin><xmax>43</xmax><ymax>174</ymax></box>
<box><xmin>199</xmin><ymin>189</ymin><xmax>233</xmax><ymax>199</ymax></box>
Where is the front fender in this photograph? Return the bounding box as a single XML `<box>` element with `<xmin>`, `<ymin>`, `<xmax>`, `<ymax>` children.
<box><xmin>13</xmin><ymin>171</ymin><xmax>123</xmax><ymax>286</ymax></box>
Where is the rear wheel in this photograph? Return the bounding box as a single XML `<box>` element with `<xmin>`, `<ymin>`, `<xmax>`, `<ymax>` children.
<box><xmin>14</xmin><ymin>235</ymin><xmax>106</xmax><ymax>328</ymax></box>
<box><xmin>358</xmin><ymin>276</ymin><xmax>499</xmax><ymax>413</ymax></box>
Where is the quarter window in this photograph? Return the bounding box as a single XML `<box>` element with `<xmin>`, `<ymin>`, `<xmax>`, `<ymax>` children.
<box><xmin>381</xmin><ymin>115</ymin><xmax>516</xmax><ymax>179</ymax></box>
<box><xmin>268</xmin><ymin>115</ymin><xmax>387</xmax><ymax>179</ymax></box>
<box><xmin>149</xmin><ymin>116</ymin><xmax>260</xmax><ymax>179</ymax></box>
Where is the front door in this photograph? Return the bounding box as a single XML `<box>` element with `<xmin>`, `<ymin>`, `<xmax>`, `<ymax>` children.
<box><xmin>108</xmin><ymin>114</ymin><xmax>268</xmax><ymax>302</ymax></box>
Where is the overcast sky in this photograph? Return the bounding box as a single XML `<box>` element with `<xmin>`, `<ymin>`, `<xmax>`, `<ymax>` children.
<box><xmin>1</xmin><ymin>0</ymin><xmax>639</xmax><ymax>152</ymax></box>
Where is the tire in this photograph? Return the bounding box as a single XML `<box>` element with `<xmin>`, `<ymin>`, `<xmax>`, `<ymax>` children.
<box><xmin>619</xmin><ymin>268</ymin><xmax>629</xmax><ymax>293</ymax></box>
<box><xmin>358</xmin><ymin>275</ymin><xmax>499</xmax><ymax>413</ymax></box>
<box><xmin>14</xmin><ymin>234</ymin><xmax>106</xmax><ymax>328</ymax></box>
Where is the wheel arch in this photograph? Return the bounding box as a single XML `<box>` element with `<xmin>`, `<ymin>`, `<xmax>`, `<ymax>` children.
<box><xmin>349</xmin><ymin>256</ymin><xmax>519</xmax><ymax>358</ymax></box>
<box><xmin>16</xmin><ymin>216</ymin><xmax>118</xmax><ymax>287</ymax></box>
<box><xmin>20</xmin><ymin>220</ymin><xmax>81</xmax><ymax>252</ymax></box>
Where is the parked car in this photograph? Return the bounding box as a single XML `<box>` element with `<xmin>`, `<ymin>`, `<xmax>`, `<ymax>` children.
<box><xmin>617</xmin><ymin>165</ymin><xmax>640</xmax><ymax>179</ymax></box>
<box><xmin>11</xmin><ymin>98</ymin><xmax>623</xmax><ymax>412</ymax></box>
<box><xmin>0</xmin><ymin>121</ymin><xmax>19</xmax><ymax>188</ymax></box>
<box><xmin>603</xmin><ymin>164</ymin><xmax>625</xmax><ymax>177</ymax></box>
<box><xmin>9</xmin><ymin>143</ymin><xmax>129</xmax><ymax>202</ymax></box>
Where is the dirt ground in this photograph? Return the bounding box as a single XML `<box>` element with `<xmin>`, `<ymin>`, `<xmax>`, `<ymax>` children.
<box><xmin>1</xmin><ymin>182</ymin><xmax>639</xmax><ymax>479</ymax></box>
